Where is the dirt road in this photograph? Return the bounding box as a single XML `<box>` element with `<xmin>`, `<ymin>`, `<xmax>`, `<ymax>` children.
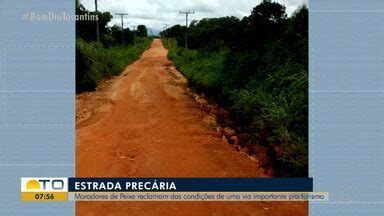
<box><xmin>76</xmin><ymin>39</ymin><xmax>307</xmax><ymax>215</ymax></box>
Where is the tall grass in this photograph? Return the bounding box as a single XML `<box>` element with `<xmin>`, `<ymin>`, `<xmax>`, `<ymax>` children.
<box><xmin>76</xmin><ymin>37</ymin><xmax>152</xmax><ymax>92</ymax></box>
<box><xmin>167</xmin><ymin>40</ymin><xmax>227</xmax><ymax>96</ymax></box>
<box><xmin>166</xmin><ymin>39</ymin><xmax>308</xmax><ymax>177</ymax></box>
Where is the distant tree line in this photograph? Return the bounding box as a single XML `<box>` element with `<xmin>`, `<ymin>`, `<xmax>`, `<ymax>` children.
<box><xmin>162</xmin><ymin>2</ymin><xmax>308</xmax><ymax>177</ymax></box>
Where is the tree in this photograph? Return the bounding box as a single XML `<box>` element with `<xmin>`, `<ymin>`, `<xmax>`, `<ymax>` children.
<box><xmin>136</xmin><ymin>25</ymin><xmax>148</xmax><ymax>37</ymax></box>
<box><xmin>244</xmin><ymin>1</ymin><xmax>287</xmax><ymax>48</ymax></box>
<box><xmin>249</xmin><ymin>1</ymin><xmax>287</xmax><ymax>24</ymax></box>
<box><xmin>76</xmin><ymin>1</ymin><xmax>112</xmax><ymax>42</ymax></box>
<box><xmin>188</xmin><ymin>17</ymin><xmax>242</xmax><ymax>50</ymax></box>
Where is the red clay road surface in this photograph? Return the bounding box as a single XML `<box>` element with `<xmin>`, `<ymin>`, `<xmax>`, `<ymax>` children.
<box><xmin>76</xmin><ymin>39</ymin><xmax>307</xmax><ymax>216</ymax></box>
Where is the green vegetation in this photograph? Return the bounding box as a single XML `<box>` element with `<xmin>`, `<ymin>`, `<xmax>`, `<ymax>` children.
<box><xmin>167</xmin><ymin>44</ymin><xmax>227</xmax><ymax>95</ymax></box>
<box><xmin>76</xmin><ymin>1</ymin><xmax>151</xmax><ymax>92</ymax></box>
<box><xmin>76</xmin><ymin>37</ymin><xmax>151</xmax><ymax>92</ymax></box>
<box><xmin>163</xmin><ymin>2</ymin><xmax>308</xmax><ymax>177</ymax></box>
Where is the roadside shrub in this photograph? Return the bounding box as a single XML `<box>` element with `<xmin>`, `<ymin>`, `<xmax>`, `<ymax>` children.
<box><xmin>76</xmin><ymin>37</ymin><xmax>151</xmax><ymax>92</ymax></box>
<box><xmin>167</xmin><ymin>41</ymin><xmax>226</xmax><ymax>96</ymax></box>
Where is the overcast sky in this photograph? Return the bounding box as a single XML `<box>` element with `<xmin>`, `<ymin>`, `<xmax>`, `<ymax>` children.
<box><xmin>80</xmin><ymin>0</ymin><xmax>308</xmax><ymax>35</ymax></box>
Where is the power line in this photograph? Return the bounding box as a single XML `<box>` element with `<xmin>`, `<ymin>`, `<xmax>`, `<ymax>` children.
<box><xmin>179</xmin><ymin>10</ymin><xmax>195</xmax><ymax>49</ymax></box>
<box><xmin>115</xmin><ymin>13</ymin><xmax>129</xmax><ymax>45</ymax></box>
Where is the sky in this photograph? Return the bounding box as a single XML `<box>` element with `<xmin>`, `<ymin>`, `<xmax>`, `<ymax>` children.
<box><xmin>80</xmin><ymin>0</ymin><xmax>308</xmax><ymax>35</ymax></box>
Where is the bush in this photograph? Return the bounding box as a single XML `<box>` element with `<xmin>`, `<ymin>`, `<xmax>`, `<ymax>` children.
<box><xmin>167</xmin><ymin>40</ymin><xmax>226</xmax><ymax>95</ymax></box>
<box><xmin>76</xmin><ymin>37</ymin><xmax>151</xmax><ymax>92</ymax></box>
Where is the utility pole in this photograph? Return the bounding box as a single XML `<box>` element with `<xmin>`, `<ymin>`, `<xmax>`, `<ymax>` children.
<box><xmin>95</xmin><ymin>0</ymin><xmax>100</xmax><ymax>41</ymax></box>
<box><xmin>163</xmin><ymin>24</ymin><xmax>168</xmax><ymax>38</ymax></box>
<box><xmin>130</xmin><ymin>25</ymin><xmax>137</xmax><ymax>38</ymax></box>
<box><xmin>179</xmin><ymin>10</ymin><xmax>194</xmax><ymax>49</ymax></box>
<box><xmin>163</xmin><ymin>24</ymin><xmax>169</xmax><ymax>47</ymax></box>
<box><xmin>115</xmin><ymin>13</ymin><xmax>129</xmax><ymax>45</ymax></box>
<box><xmin>131</xmin><ymin>25</ymin><xmax>137</xmax><ymax>37</ymax></box>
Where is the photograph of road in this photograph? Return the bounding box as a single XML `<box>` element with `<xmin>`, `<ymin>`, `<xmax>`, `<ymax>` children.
<box><xmin>75</xmin><ymin>0</ymin><xmax>308</xmax><ymax>215</ymax></box>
